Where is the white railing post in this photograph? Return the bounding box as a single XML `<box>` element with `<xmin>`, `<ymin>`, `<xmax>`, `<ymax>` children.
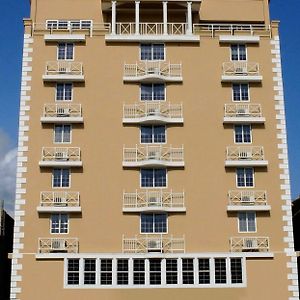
<box><xmin>135</xmin><ymin>1</ymin><xmax>140</xmax><ymax>35</ymax></box>
<box><xmin>111</xmin><ymin>1</ymin><xmax>117</xmax><ymax>35</ymax></box>
<box><xmin>186</xmin><ymin>2</ymin><xmax>192</xmax><ymax>34</ymax></box>
<box><xmin>163</xmin><ymin>1</ymin><xmax>168</xmax><ymax>35</ymax></box>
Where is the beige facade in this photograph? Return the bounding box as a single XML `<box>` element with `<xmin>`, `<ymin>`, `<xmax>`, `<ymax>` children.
<box><xmin>11</xmin><ymin>0</ymin><xmax>299</xmax><ymax>299</ymax></box>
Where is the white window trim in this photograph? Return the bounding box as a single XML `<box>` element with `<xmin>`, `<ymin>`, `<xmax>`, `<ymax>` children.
<box><xmin>55</xmin><ymin>83</ymin><xmax>73</xmax><ymax>101</ymax></box>
<box><xmin>53</xmin><ymin>124</ymin><xmax>72</xmax><ymax>144</ymax></box>
<box><xmin>50</xmin><ymin>213</ymin><xmax>69</xmax><ymax>235</ymax></box>
<box><xmin>139</xmin><ymin>212</ymin><xmax>168</xmax><ymax>235</ymax></box>
<box><xmin>235</xmin><ymin>168</ymin><xmax>255</xmax><ymax>188</ymax></box>
<box><xmin>52</xmin><ymin>168</ymin><xmax>71</xmax><ymax>189</ymax></box>
<box><xmin>140</xmin><ymin>125</ymin><xmax>167</xmax><ymax>145</ymax></box>
<box><xmin>139</xmin><ymin>83</ymin><xmax>166</xmax><ymax>102</ymax></box>
<box><xmin>139</xmin><ymin>43</ymin><xmax>166</xmax><ymax>62</ymax></box>
<box><xmin>140</xmin><ymin>169</ymin><xmax>168</xmax><ymax>189</ymax></box>
<box><xmin>231</xmin><ymin>83</ymin><xmax>250</xmax><ymax>102</ymax></box>
<box><xmin>233</xmin><ymin>124</ymin><xmax>252</xmax><ymax>144</ymax></box>
<box><xmin>57</xmin><ymin>43</ymin><xmax>75</xmax><ymax>61</ymax></box>
<box><xmin>238</xmin><ymin>212</ymin><xmax>257</xmax><ymax>233</ymax></box>
<box><xmin>230</xmin><ymin>44</ymin><xmax>247</xmax><ymax>62</ymax></box>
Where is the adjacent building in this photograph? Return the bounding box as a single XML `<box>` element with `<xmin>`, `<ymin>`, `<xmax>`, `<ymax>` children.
<box><xmin>11</xmin><ymin>0</ymin><xmax>298</xmax><ymax>299</ymax></box>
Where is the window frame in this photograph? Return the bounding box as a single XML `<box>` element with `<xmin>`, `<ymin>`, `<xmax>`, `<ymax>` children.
<box><xmin>230</xmin><ymin>44</ymin><xmax>247</xmax><ymax>61</ymax></box>
<box><xmin>53</xmin><ymin>124</ymin><xmax>72</xmax><ymax>144</ymax></box>
<box><xmin>233</xmin><ymin>124</ymin><xmax>252</xmax><ymax>144</ymax></box>
<box><xmin>83</xmin><ymin>259</ymin><xmax>97</xmax><ymax>285</ymax></box>
<box><xmin>57</xmin><ymin>43</ymin><xmax>75</xmax><ymax>61</ymax></box>
<box><xmin>232</xmin><ymin>83</ymin><xmax>250</xmax><ymax>102</ymax></box>
<box><xmin>140</xmin><ymin>168</ymin><xmax>168</xmax><ymax>188</ymax></box>
<box><xmin>140</xmin><ymin>213</ymin><xmax>168</xmax><ymax>234</ymax></box>
<box><xmin>140</xmin><ymin>83</ymin><xmax>166</xmax><ymax>101</ymax></box>
<box><xmin>52</xmin><ymin>168</ymin><xmax>71</xmax><ymax>189</ymax></box>
<box><xmin>55</xmin><ymin>83</ymin><xmax>73</xmax><ymax>101</ymax></box>
<box><xmin>140</xmin><ymin>43</ymin><xmax>166</xmax><ymax>61</ymax></box>
<box><xmin>236</xmin><ymin>167</ymin><xmax>255</xmax><ymax>188</ymax></box>
<box><xmin>140</xmin><ymin>125</ymin><xmax>167</xmax><ymax>144</ymax></box>
<box><xmin>238</xmin><ymin>211</ymin><xmax>257</xmax><ymax>233</ymax></box>
<box><xmin>50</xmin><ymin>213</ymin><xmax>69</xmax><ymax>234</ymax></box>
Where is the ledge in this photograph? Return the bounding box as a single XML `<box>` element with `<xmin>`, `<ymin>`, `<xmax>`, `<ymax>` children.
<box><xmin>227</xmin><ymin>205</ymin><xmax>271</xmax><ymax>212</ymax></box>
<box><xmin>39</xmin><ymin>161</ymin><xmax>83</xmax><ymax>167</ymax></box>
<box><xmin>221</xmin><ymin>75</ymin><xmax>263</xmax><ymax>83</ymax></box>
<box><xmin>123</xmin><ymin>117</ymin><xmax>184</xmax><ymax>125</ymax></box>
<box><xmin>223</xmin><ymin>117</ymin><xmax>265</xmax><ymax>124</ymax></box>
<box><xmin>44</xmin><ymin>34</ymin><xmax>86</xmax><ymax>42</ymax></box>
<box><xmin>43</xmin><ymin>75</ymin><xmax>85</xmax><ymax>82</ymax></box>
<box><xmin>37</xmin><ymin>206</ymin><xmax>82</xmax><ymax>213</ymax></box>
<box><xmin>123</xmin><ymin>207</ymin><xmax>186</xmax><ymax>213</ymax></box>
<box><xmin>123</xmin><ymin>75</ymin><xmax>183</xmax><ymax>83</ymax></box>
<box><xmin>225</xmin><ymin>160</ymin><xmax>268</xmax><ymax>167</ymax></box>
<box><xmin>123</xmin><ymin>160</ymin><xmax>184</xmax><ymax>168</ymax></box>
<box><xmin>219</xmin><ymin>35</ymin><xmax>260</xmax><ymax>44</ymax></box>
<box><xmin>40</xmin><ymin>117</ymin><xmax>84</xmax><ymax>124</ymax></box>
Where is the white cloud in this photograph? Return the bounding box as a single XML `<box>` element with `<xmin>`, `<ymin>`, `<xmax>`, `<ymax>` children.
<box><xmin>0</xmin><ymin>129</ymin><xmax>17</xmax><ymax>216</ymax></box>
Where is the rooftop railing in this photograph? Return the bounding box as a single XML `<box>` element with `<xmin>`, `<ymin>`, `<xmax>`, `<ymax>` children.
<box><xmin>230</xmin><ymin>237</ymin><xmax>269</xmax><ymax>252</ymax></box>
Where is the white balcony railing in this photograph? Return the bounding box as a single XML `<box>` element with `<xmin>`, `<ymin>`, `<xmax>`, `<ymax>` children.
<box><xmin>222</xmin><ymin>62</ymin><xmax>260</xmax><ymax>76</ymax></box>
<box><xmin>123</xmin><ymin>190</ymin><xmax>185</xmax><ymax>212</ymax></box>
<box><xmin>123</xmin><ymin>235</ymin><xmax>185</xmax><ymax>253</ymax></box>
<box><xmin>40</xmin><ymin>147</ymin><xmax>82</xmax><ymax>167</ymax></box>
<box><xmin>230</xmin><ymin>237</ymin><xmax>269</xmax><ymax>252</ymax></box>
<box><xmin>45</xmin><ymin>61</ymin><xmax>83</xmax><ymax>76</ymax></box>
<box><xmin>226</xmin><ymin>146</ymin><xmax>265</xmax><ymax>161</ymax></box>
<box><xmin>40</xmin><ymin>191</ymin><xmax>80</xmax><ymax>208</ymax></box>
<box><xmin>228</xmin><ymin>190</ymin><xmax>268</xmax><ymax>206</ymax></box>
<box><xmin>123</xmin><ymin>102</ymin><xmax>183</xmax><ymax>124</ymax></box>
<box><xmin>38</xmin><ymin>238</ymin><xmax>79</xmax><ymax>254</ymax></box>
<box><xmin>224</xmin><ymin>104</ymin><xmax>263</xmax><ymax>118</ymax></box>
<box><xmin>41</xmin><ymin>104</ymin><xmax>83</xmax><ymax>122</ymax></box>
<box><xmin>123</xmin><ymin>145</ymin><xmax>184</xmax><ymax>167</ymax></box>
<box><xmin>124</xmin><ymin>61</ymin><xmax>182</xmax><ymax>82</ymax></box>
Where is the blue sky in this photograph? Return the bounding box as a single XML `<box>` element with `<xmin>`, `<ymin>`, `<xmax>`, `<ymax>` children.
<box><xmin>0</xmin><ymin>0</ymin><xmax>299</xmax><ymax>213</ymax></box>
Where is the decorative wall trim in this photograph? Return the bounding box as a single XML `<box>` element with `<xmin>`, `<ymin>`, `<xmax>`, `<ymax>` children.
<box><xmin>10</xmin><ymin>32</ymin><xmax>33</xmax><ymax>300</ymax></box>
<box><xmin>271</xmin><ymin>35</ymin><xmax>299</xmax><ymax>300</ymax></box>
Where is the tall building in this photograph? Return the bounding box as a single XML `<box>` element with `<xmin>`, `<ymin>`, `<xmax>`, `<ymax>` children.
<box><xmin>11</xmin><ymin>0</ymin><xmax>298</xmax><ymax>299</ymax></box>
<box><xmin>0</xmin><ymin>201</ymin><xmax>14</xmax><ymax>300</ymax></box>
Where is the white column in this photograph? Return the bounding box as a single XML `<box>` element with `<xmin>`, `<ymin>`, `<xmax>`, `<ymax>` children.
<box><xmin>163</xmin><ymin>1</ymin><xmax>168</xmax><ymax>35</ymax></box>
<box><xmin>135</xmin><ymin>1</ymin><xmax>140</xmax><ymax>35</ymax></box>
<box><xmin>111</xmin><ymin>1</ymin><xmax>117</xmax><ymax>35</ymax></box>
<box><xmin>187</xmin><ymin>1</ymin><xmax>192</xmax><ymax>34</ymax></box>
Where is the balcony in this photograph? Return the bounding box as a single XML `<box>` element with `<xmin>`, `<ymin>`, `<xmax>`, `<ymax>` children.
<box><xmin>123</xmin><ymin>102</ymin><xmax>183</xmax><ymax>124</ymax></box>
<box><xmin>223</xmin><ymin>104</ymin><xmax>265</xmax><ymax>124</ymax></box>
<box><xmin>221</xmin><ymin>62</ymin><xmax>262</xmax><ymax>83</ymax></box>
<box><xmin>123</xmin><ymin>61</ymin><xmax>182</xmax><ymax>83</ymax></box>
<box><xmin>39</xmin><ymin>147</ymin><xmax>82</xmax><ymax>167</ymax></box>
<box><xmin>43</xmin><ymin>61</ymin><xmax>84</xmax><ymax>82</ymax></box>
<box><xmin>123</xmin><ymin>145</ymin><xmax>184</xmax><ymax>167</ymax></box>
<box><xmin>123</xmin><ymin>234</ymin><xmax>185</xmax><ymax>253</ymax></box>
<box><xmin>225</xmin><ymin>146</ymin><xmax>268</xmax><ymax>167</ymax></box>
<box><xmin>37</xmin><ymin>191</ymin><xmax>81</xmax><ymax>213</ymax></box>
<box><xmin>227</xmin><ymin>190</ymin><xmax>270</xmax><ymax>211</ymax></box>
<box><xmin>38</xmin><ymin>238</ymin><xmax>79</xmax><ymax>255</ymax></box>
<box><xmin>40</xmin><ymin>104</ymin><xmax>83</xmax><ymax>123</ymax></box>
<box><xmin>230</xmin><ymin>237</ymin><xmax>269</xmax><ymax>252</ymax></box>
<box><xmin>123</xmin><ymin>190</ymin><xmax>185</xmax><ymax>212</ymax></box>
<box><xmin>106</xmin><ymin>22</ymin><xmax>199</xmax><ymax>42</ymax></box>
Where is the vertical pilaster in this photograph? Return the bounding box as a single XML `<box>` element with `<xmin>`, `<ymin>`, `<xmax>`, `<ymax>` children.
<box><xmin>163</xmin><ymin>1</ymin><xmax>168</xmax><ymax>35</ymax></box>
<box><xmin>111</xmin><ymin>1</ymin><xmax>117</xmax><ymax>35</ymax></box>
<box><xmin>135</xmin><ymin>1</ymin><xmax>140</xmax><ymax>35</ymax></box>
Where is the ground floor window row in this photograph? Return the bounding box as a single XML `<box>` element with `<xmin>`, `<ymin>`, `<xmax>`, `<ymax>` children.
<box><xmin>65</xmin><ymin>257</ymin><xmax>245</xmax><ymax>288</ymax></box>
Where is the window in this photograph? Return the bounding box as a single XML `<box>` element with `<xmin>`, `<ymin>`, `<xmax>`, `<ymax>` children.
<box><xmin>182</xmin><ymin>259</ymin><xmax>194</xmax><ymax>284</ymax></box>
<box><xmin>234</xmin><ymin>125</ymin><xmax>251</xmax><ymax>144</ymax></box>
<box><xmin>141</xmin><ymin>84</ymin><xmax>165</xmax><ymax>101</ymax></box>
<box><xmin>56</xmin><ymin>83</ymin><xmax>73</xmax><ymax>101</ymax></box>
<box><xmin>54</xmin><ymin>125</ymin><xmax>71</xmax><ymax>143</ymax></box>
<box><xmin>238</xmin><ymin>212</ymin><xmax>256</xmax><ymax>232</ymax></box>
<box><xmin>236</xmin><ymin>168</ymin><xmax>254</xmax><ymax>187</ymax></box>
<box><xmin>149</xmin><ymin>259</ymin><xmax>161</xmax><ymax>285</ymax></box>
<box><xmin>84</xmin><ymin>259</ymin><xmax>96</xmax><ymax>285</ymax></box>
<box><xmin>198</xmin><ymin>259</ymin><xmax>210</xmax><ymax>284</ymax></box>
<box><xmin>52</xmin><ymin>168</ymin><xmax>70</xmax><ymax>188</ymax></box>
<box><xmin>230</xmin><ymin>258</ymin><xmax>243</xmax><ymax>284</ymax></box>
<box><xmin>117</xmin><ymin>259</ymin><xmax>129</xmax><ymax>285</ymax></box>
<box><xmin>141</xmin><ymin>213</ymin><xmax>167</xmax><ymax>233</ymax></box>
<box><xmin>141</xmin><ymin>169</ymin><xmax>167</xmax><ymax>187</ymax></box>
<box><xmin>50</xmin><ymin>214</ymin><xmax>69</xmax><ymax>234</ymax></box>
<box><xmin>100</xmin><ymin>259</ymin><xmax>112</xmax><ymax>285</ymax></box>
<box><xmin>166</xmin><ymin>259</ymin><xmax>178</xmax><ymax>284</ymax></box>
<box><xmin>140</xmin><ymin>44</ymin><xmax>164</xmax><ymax>60</ymax></box>
<box><xmin>232</xmin><ymin>84</ymin><xmax>249</xmax><ymax>101</ymax></box>
<box><xmin>231</xmin><ymin>44</ymin><xmax>246</xmax><ymax>61</ymax></box>
<box><xmin>57</xmin><ymin>43</ymin><xmax>74</xmax><ymax>60</ymax></box>
<box><xmin>67</xmin><ymin>259</ymin><xmax>80</xmax><ymax>285</ymax></box>
<box><xmin>133</xmin><ymin>259</ymin><xmax>145</xmax><ymax>285</ymax></box>
<box><xmin>141</xmin><ymin>126</ymin><xmax>166</xmax><ymax>143</ymax></box>
<box><xmin>215</xmin><ymin>258</ymin><xmax>226</xmax><ymax>284</ymax></box>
